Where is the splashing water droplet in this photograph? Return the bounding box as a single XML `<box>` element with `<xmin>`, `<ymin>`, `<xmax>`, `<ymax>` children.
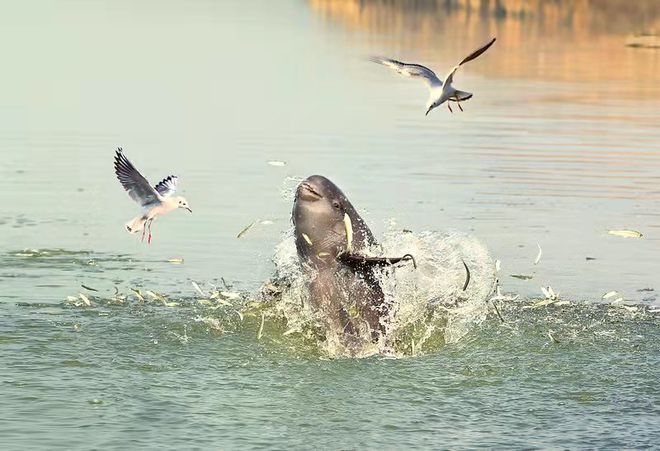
<box><xmin>265</xmin><ymin>227</ymin><xmax>496</xmax><ymax>357</ymax></box>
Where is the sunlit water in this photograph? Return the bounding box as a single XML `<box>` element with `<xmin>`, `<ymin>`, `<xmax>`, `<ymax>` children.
<box><xmin>1</xmin><ymin>0</ymin><xmax>659</xmax><ymax>448</ymax></box>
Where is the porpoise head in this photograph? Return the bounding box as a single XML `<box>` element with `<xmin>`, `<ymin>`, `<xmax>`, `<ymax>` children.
<box><xmin>292</xmin><ymin>175</ymin><xmax>375</xmax><ymax>267</ymax></box>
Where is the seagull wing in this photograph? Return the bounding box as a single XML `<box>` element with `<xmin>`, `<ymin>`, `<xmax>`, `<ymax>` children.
<box><xmin>443</xmin><ymin>65</ymin><xmax>460</xmax><ymax>87</ymax></box>
<box><xmin>114</xmin><ymin>148</ymin><xmax>160</xmax><ymax>207</ymax></box>
<box><xmin>458</xmin><ymin>37</ymin><xmax>496</xmax><ymax>66</ymax></box>
<box><xmin>371</xmin><ymin>57</ymin><xmax>442</xmax><ymax>88</ymax></box>
<box><xmin>443</xmin><ymin>37</ymin><xmax>496</xmax><ymax>86</ymax></box>
<box><xmin>154</xmin><ymin>175</ymin><xmax>178</xmax><ymax>197</ymax></box>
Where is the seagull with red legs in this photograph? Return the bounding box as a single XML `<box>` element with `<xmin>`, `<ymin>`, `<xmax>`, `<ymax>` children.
<box><xmin>371</xmin><ymin>37</ymin><xmax>496</xmax><ymax>116</ymax></box>
<box><xmin>113</xmin><ymin>147</ymin><xmax>192</xmax><ymax>244</ymax></box>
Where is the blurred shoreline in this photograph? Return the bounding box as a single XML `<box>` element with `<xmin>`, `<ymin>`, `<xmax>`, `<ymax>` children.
<box><xmin>309</xmin><ymin>0</ymin><xmax>660</xmax><ymax>95</ymax></box>
<box><xmin>310</xmin><ymin>0</ymin><xmax>660</xmax><ymax>34</ymax></box>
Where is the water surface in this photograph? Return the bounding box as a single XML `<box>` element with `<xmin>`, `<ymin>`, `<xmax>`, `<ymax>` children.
<box><xmin>1</xmin><ymin>0</ymin><xmax>659</xmax><ymax>448</ymax></box>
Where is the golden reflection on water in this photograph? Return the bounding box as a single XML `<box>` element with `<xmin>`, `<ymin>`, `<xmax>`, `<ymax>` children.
<box><xmin>307</xmin><ymin>0</ymin><xmax>660</xmax><ymax>206</ymax></box>
<box><xmin>309</xmin><ymin>0</ymin><xmax>660</xmax><ymax>99</ymax></box>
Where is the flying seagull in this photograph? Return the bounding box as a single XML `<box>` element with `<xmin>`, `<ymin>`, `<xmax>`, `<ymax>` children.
<box><xmin>371</xmin><ymin>37</ymin><xmax>496</xmax><ymax>115</ymax></box>
<box><xmin>114</xmin><ymin>148</ymin><xmax>192</xmax><ymax>244</ymax></box>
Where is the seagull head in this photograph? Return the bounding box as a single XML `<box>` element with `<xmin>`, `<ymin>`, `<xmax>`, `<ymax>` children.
<box><xmin>176</xmin><ymin>196</ymin><xmax>192</xmax><ymax>213</ymax></box>
<box><xmin>425</xmin><ymin>102</ymin><xmax>437</xmax><ymax>116</ymax></box>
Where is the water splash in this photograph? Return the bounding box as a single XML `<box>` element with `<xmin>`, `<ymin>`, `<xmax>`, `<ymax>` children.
<box><xmin>379</xmin><ymin>227</ymin><xmax>497</xmax><ymax>349</ymax></box>
<box><xmin>279</xmin><ymin>176</ymin><xmax>304</xmax><ymax>202</ymax></box>
<box><xmin>51</xmin><ymin>255</ymin><xmax>660</xmax><ymax>361</ymax></box>
<box><xmin>265</xmin><ymin>225</ymin><xmax>497</xmax><ymax>358</ymax></box>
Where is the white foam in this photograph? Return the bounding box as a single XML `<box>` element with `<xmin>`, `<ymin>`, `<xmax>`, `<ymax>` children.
<box><xmin>268</xmin><ymin>224</ymin><xmax>496</xmax><ymax>358</ymax></box>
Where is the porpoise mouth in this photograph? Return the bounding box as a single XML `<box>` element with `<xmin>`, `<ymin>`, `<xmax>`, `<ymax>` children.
<box><xmin>298</xmin><ymin>182</ymin><xmax>323</xmax><ymax>201</ymax></box>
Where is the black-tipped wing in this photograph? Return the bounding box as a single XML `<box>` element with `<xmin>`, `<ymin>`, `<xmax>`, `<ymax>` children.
<box><xmin>114</xmin><ymin>148</ymin><xmax>160</xmax><ymax>207</ymax></box>
<box><xmin>444</xmin><ymin>37</ymin><xmax>496</xmax><ymax>86</ymax></box>
<box><xmin>458</xmin><ymin>37</ymin><xmax>496</xmax><ymax>66</ymax></box>
<box><xmin>370</xmin><ymin>56</ymin><xmax>442</xmax><ymax>88</ymax></box>
<box><xmin>154</xmin><ymin>175</ymin><xmax>178</xmax><ymax>197</ymax></box>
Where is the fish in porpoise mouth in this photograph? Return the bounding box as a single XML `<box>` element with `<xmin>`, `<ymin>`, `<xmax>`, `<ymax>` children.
<box><xmin>291</xmin><ymin>175</ymin><xmax>416</xmax><ymax>343</ymax></box>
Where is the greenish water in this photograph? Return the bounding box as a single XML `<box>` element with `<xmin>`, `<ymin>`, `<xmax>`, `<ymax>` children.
<box><xmin>1</xmin><ymin>0</ymin><xmax>659</xmax><ymax>448</ymax></box>
<box><xmin>2</xmin><ymin>287</ymin><xmax>658</xmax><ymax>448</ymax></box>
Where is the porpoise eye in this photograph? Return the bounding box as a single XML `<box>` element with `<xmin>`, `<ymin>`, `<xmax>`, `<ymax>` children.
<box><xmin>332</xmin><ymin>201</ymin><xmax>341</xmax><ymax>210</ymax></box>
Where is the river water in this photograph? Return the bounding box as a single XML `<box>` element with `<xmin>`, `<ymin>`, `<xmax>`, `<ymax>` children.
<box><xmin>1</xmin><ymin>0</ymin><xmax>659</xmax><ymax>448</ymax></box>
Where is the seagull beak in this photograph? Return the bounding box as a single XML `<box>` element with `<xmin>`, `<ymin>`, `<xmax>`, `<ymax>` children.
<box><xmin>425</xmin><ymin>106</ymin><xmax>432</xmax><ymax>116</ymax></box>
<box><xmin>186</xmin><ymin>207</ymin><xmax>192</xmax><ymax>213</ymax></box>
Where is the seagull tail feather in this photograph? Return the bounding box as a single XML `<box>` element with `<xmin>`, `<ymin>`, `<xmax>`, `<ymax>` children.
<box><xmin>125</xmin><ymin>215</ymin><xmax>147</xmax><ymax>234</ymax></box>
<box><xmin>451</xmin><ymin>90</ymin><xmax>473</xmax><ymax>102</ymax></box>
